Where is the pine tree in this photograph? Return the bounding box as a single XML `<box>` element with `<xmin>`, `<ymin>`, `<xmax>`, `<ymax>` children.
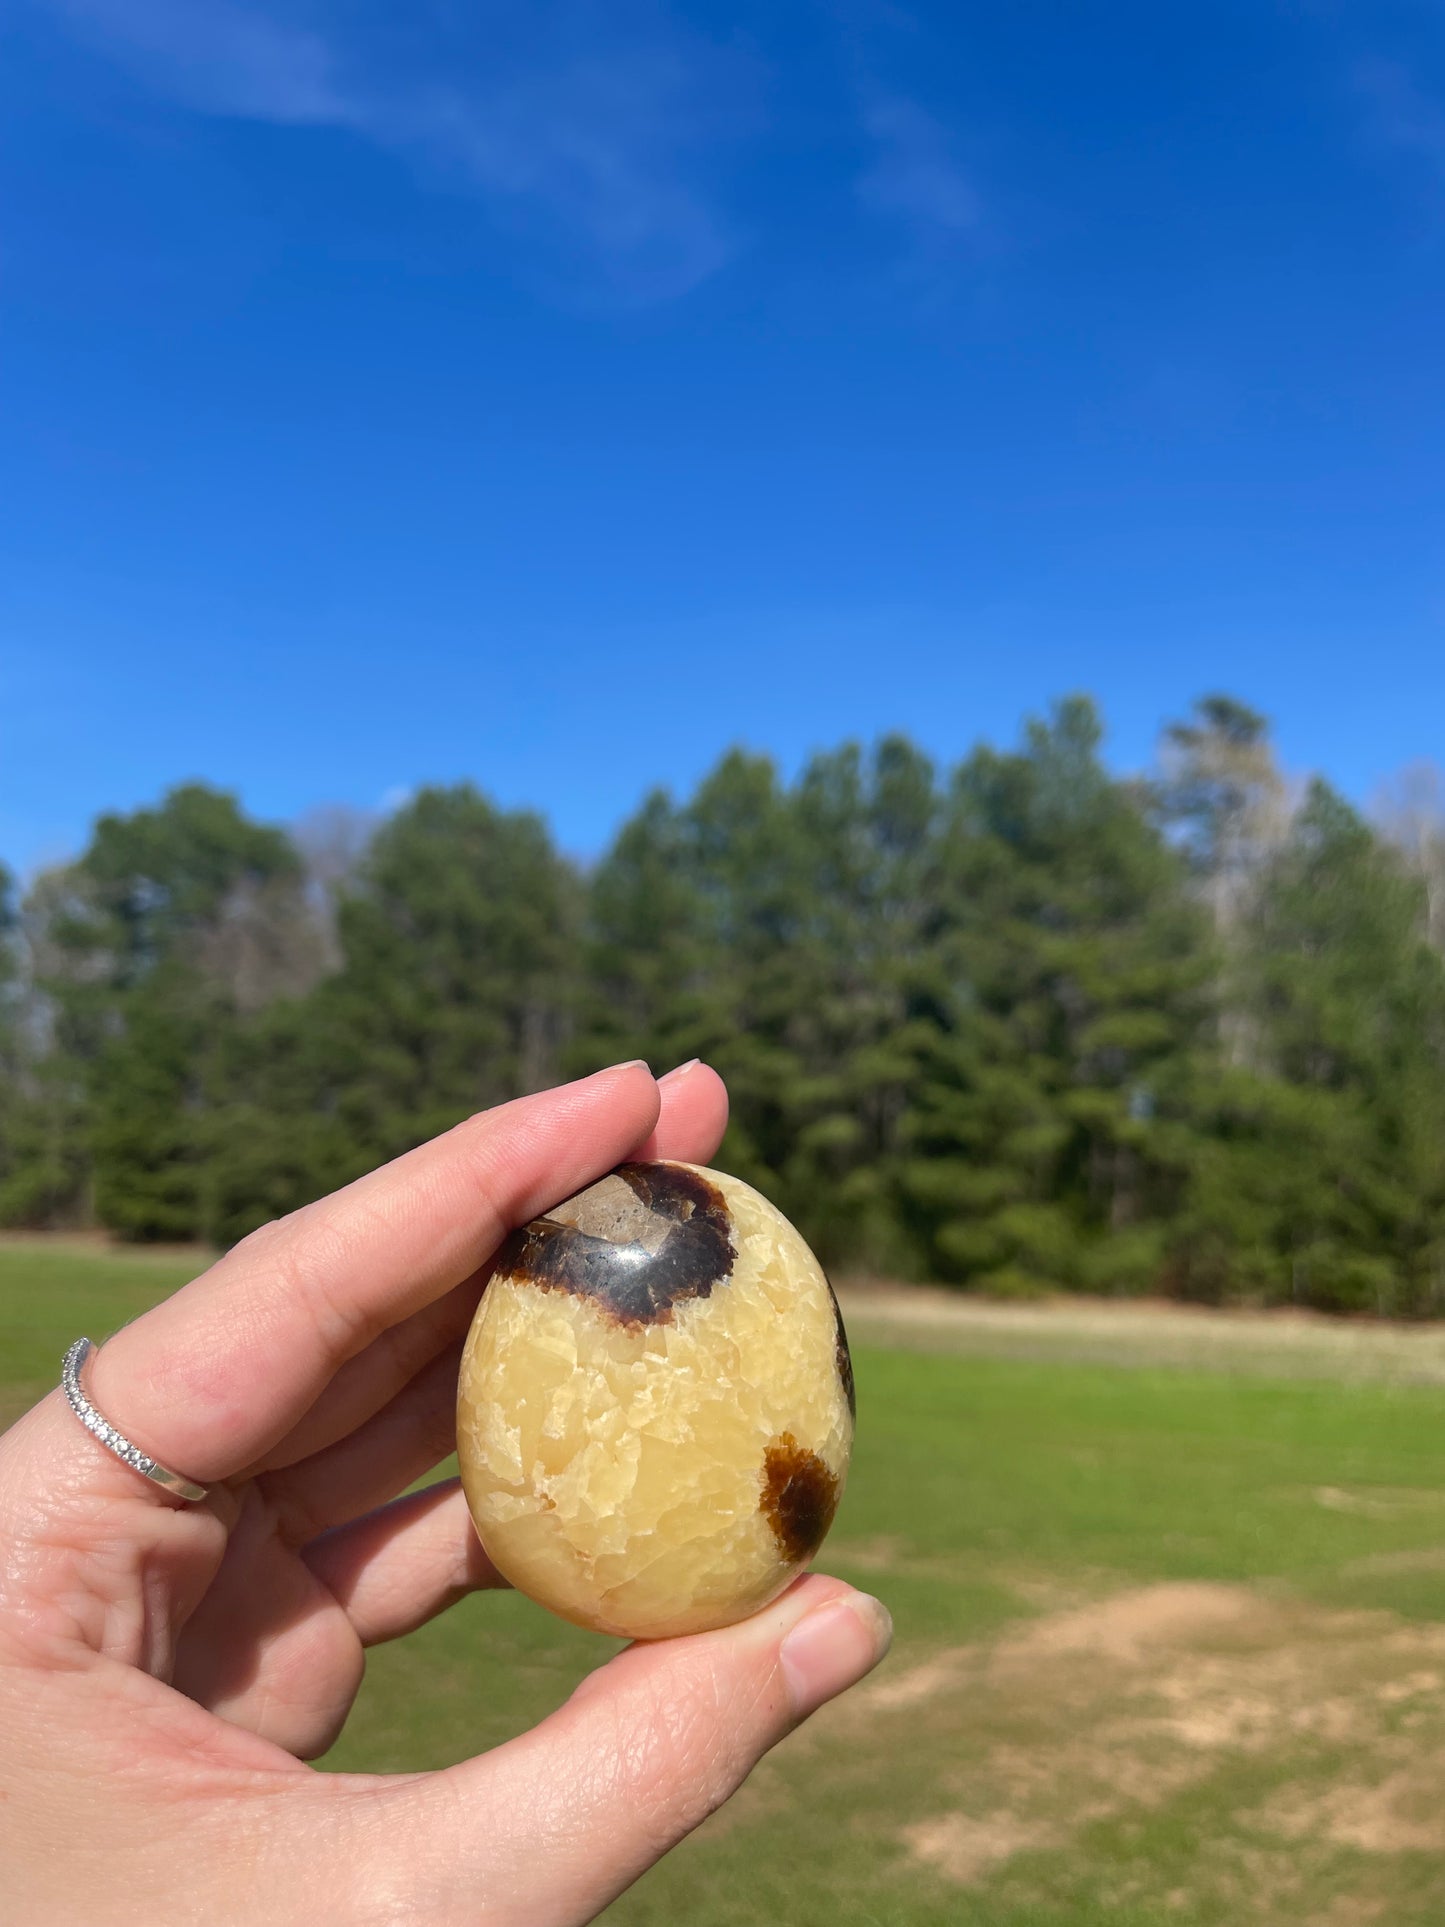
<box><xmin>1174</xmin><ymin>783</ymin><xmax>1445</xmax><ymax>1312</ymax></box>
<box><xmin>580</xmin><ymin>787</ymin><xmax>713</xmax><ymax>1074</ymax></box>
<box><xmin>580</xmin><ymin>740</ymin><xmax>940</xmax><ymax>1267</ymax></box>
<box><xmin>903</xmin><ymin>699</ymin><xmax>1210</xmax><ymax>1294</ymax></box>
<box><xmin>777</xmin><ymin>736</ymin><xmax>939</xmax><ymax>1269</ymax></box>
<box><xmin>5</xmin><ymin>706</ymin><xmax>1441</xmax><ymax>1306</ymax></box>
<box><xmin>304</xmin><ymin>785</ymin><xmax>583</xmax><ymax>1176</ymax></box>
<box><xmin>35</xmin><ymin>786</ymin><xmax>314</xmax><ymax>1240</ymax></box>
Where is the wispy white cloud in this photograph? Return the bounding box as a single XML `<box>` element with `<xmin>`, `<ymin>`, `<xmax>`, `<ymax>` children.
<box><xmin>391</xmin><ymin>48</ymin><xmax>737</xmax><ymax>299</ymax></box>
<box><xmin>33</xmin><ymin>0</ymin><xmax>987</xmax><ymax>300</ymax></box>
<box><xmin>40</xmin><ymin>0</ymin><xmax>343</xmax><ymax>122</ymax></box>
<box><xmin>857</xmin><ymin>90</ymin><xmax>980</xmax><ymax>264</ymax></box>
<box><xmin>31</xmin><ymin>0</ymin><xmax>743</xmax><ymax>301</ymax></box>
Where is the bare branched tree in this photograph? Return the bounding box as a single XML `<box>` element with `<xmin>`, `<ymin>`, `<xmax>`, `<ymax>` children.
<box><xmin>1373</xmin><ymin>758</ymin><xmax>1445</xmax><ymax>951</ymax></box>
<box><xmin>1156</xmin><ymin>695</ymin><xmax>1295</xmax><ymax>1071</ymax></box>
<box><xmin>1157</xmin><ymin>695</ymin><xmax>1292</xmax><ymax>933</ymax></box>
<box><xmin>291</xmin><ymin>804</ymin><xmax>378</xmax><ymax>973</ymax></box>
<box><xmin>190</xmin><ymin>874</ymin><xmax>334</xmax><ymax>1014</ymax></box>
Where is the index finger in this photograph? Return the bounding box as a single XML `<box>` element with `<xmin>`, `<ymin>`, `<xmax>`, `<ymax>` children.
<box><xmin>87</xmin><ymin>1062</ymin><xmax>663</xmax><ymax>1484</ymax></box>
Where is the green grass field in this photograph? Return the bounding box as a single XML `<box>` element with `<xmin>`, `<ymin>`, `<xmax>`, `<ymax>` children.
<box><xmin>6</xmin><ymin>1242</ymin><xmax>1445</xmax><ymax>1923</ymax></box>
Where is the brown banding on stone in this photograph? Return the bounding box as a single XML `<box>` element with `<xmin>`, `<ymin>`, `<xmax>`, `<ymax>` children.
<box><xmin>495</xmin><ymin>1160</ymin><xmax>737</xmax><ymax>1330</ymax></box>
<box><xmin>760</xmin><ymin>1432</ymin><xmax>840</xmax><ymax>1564</ymax></box>
<box><xmin>826</xmin><ymin>1276</ymin><xmax>857</xmax><ymax>1418</ymax></box>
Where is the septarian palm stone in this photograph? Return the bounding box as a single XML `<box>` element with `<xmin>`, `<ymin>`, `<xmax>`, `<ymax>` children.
<box><xmin>456</xmin><ymin>1161</ymin><xmax>855</xmax><ymax>1639</ymax></box>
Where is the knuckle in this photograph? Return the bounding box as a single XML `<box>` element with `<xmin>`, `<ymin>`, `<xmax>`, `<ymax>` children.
<box><xmin>604</xmin><ymin>1655</ymin><xmax>754</xmax><ymax>1842</ymax></box>
<box><xmin>233</xmin><ymin>1209</ymin><xmax>379</xmax><ymax>1364</ymax></box>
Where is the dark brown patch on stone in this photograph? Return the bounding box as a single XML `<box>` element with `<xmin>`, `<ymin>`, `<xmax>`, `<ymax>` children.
<box><xmin>497</xmin><ymin>1160</ymin><xmax>736</xmax><ymax>1330</ymax></box>
<box><xmin>760</xmin><ymin>1433</ymin><xmax>840</xmax><ymax>1565</ymax></box>
<box><xmin>825</xmin><ymin>1275</ymin><xmax>857</xmax><ymax>1419</ymax></box>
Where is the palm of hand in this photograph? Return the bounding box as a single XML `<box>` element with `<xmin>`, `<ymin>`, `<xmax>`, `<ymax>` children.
<box><xmin>0</xmin><ymin>1065</ymin><xmax>889</xmax><ymax>1926</ymax></box>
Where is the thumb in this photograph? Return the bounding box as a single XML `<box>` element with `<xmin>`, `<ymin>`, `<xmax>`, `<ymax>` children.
<box><xmin>361</xmin><ymin>1573</ymin><xmax>891</xmax><ymax>1927</ymax></box>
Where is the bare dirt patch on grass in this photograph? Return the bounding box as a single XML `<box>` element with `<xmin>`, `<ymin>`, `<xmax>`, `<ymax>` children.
<box><xmin>1261</xmin><ymin>1771</ymin><xmax>1445</xmax><ymax>1855</ymax></box>
<box><xmin>843</xmin><ymin>1580</ymin><xmax>1445</xmax><ymax>1911</ymax></box>
<box><xmin>902</xmin><ymin>1811</ymin><xmax>1056</xmax><ymax>1884</ymax></box>
<box><xmin>1001</xmin><ymin>1580</ymin><xmax>1267</xmax><ymax>1663</ymax></box>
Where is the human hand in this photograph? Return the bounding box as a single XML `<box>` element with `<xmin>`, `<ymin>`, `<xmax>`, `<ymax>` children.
<box><xmin>0</xmin><ymin>1061</ymin><xmax>891</xmax><ymax>1925</ymax></box>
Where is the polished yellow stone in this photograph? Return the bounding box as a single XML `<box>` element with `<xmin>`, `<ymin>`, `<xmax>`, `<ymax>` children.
<box><xmin>456</xmin><ymin>1161</ymin><xmax>855</xmax><ymax>1639</ymax></box>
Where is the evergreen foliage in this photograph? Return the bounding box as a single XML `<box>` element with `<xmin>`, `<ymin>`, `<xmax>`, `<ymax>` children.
<box><xmin>5</xmin><ymin>701</ymin><xmax>1445</xmax><ymax>1312</ymax></box>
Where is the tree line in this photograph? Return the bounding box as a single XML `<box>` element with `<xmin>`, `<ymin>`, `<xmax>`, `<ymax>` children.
<box><xmin>3</xmin><ymin>695</ymin><xmax>1445</xmax><ymax>1316</ymax></box>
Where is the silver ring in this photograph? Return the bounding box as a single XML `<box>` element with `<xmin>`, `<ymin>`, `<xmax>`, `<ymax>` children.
<box><xmin>61</xmin><ymin>1338</ymin><xmax>209</xmax><ymax>1503</ymax></box>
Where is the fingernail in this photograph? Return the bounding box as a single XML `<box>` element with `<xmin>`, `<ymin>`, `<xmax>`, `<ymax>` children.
<box><xmin>658</xmin><ymin>1059</ymin><xmax>701</xmax><ymax>1085</ymax></box>
<box><xmin>598</xmin><ymin>1058</ymin><xmax>650</xmax><ymax>1075</ymax></box>
<box><xmin>779</xmin><ymin>1593</ymin><xmax>893</xmax><ymax>1720</ymax></box>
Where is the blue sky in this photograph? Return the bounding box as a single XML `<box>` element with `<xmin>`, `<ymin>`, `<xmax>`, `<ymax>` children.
<box><xmin>3</xmin><ymin>0</ymin><xmax>1444</xmax><ymax>875</ymax></box>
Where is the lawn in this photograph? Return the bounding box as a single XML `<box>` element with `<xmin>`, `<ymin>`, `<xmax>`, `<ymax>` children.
<box><xmin>6</xmin><ymin>1241</ymin><xmax>1445</xmax><ymax>1923</ymax></box>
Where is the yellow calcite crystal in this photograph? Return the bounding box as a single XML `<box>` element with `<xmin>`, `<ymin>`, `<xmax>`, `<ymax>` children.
<box><xmin>456</xmin><ymin>1161</ymin><xmax>855</xmax><ymax>1639</ymax></box>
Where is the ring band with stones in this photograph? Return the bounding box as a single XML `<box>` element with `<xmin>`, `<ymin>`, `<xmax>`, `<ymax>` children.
<box><xmin>61</xmin><ymin>1338</ymin><xmax>209</xmax><ymax>1503</ymax></box>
